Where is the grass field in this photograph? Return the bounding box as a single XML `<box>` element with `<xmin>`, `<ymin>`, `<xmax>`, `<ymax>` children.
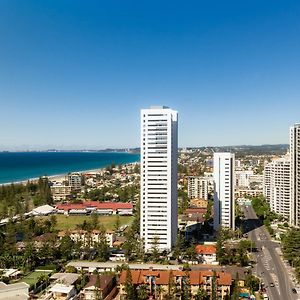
<box><xmin>39</xmin><ymin>214</ymin><xmax>133</xmax><ymax>231</ymax></box>
<box><xmin>21</xmin><ymin>270</ymin><xmax>52</xmax><ymax>286</ymax></box>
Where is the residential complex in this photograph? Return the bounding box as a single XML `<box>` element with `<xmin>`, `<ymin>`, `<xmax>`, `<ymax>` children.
<box><xmin>290</xmin><ymin>123</ymin><xmax>300</xmax><ymax>226</ymax></box>
<box><xmin>213</xmin><ymin>152</ymin><xmax>235</xmax><ymax>230</ymax></box>
<box><xmin>68</xmin><ymin>172</ymin><xmax>82</xmax><ymax>190</ymax></box>
<box><xmin>187</xmin><ymin>175</ymin><xmax>213</xmax><ymax>200</ymax></box>
<box><xmin>140</xmin><ymin>106</ymin><xmax>178</xmax><ymax>252</ymax></box>
<box><xmin>118</xmin><ymin>269</ymin><xmax>232</xmax><ymax>300</ymax></box>
<box><xmin>263</xmin><ymin>156</ymin><xmax>290</xmax><ymax>219</ymax></box>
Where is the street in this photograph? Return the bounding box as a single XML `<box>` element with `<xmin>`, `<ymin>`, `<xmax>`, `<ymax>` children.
<box><xmin>241</xmin><ymin>204</ymin><xmax>298</xmax><ymax>300</ymax></box>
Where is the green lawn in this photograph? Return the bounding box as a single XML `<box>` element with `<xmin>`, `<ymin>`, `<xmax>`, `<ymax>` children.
<box><xmin>39</xmin><ymin>214</ymin><xmax>133</xmax><ymax>231</ymax></box>
<box><xmin>20</xmin><ymin>270</ymin><xmax>51</xmax><ymax>286</ymax></box>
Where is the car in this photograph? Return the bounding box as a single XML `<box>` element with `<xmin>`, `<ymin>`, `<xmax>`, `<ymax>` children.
<box><xmin>270</xmin><ymin>282</ymin><xmax>275</xmax><ymax>287</ymax></box>
<box><xmin>292</xmin><ymin>288</ymin><xmax>297</xmax><ymax>294</ymax></box>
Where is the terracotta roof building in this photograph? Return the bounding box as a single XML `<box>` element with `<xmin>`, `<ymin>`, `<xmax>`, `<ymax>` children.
<box><xmin>118</xmin><ymin>269</ymin><xmax>232</xmax><ymax>299</ymax></box>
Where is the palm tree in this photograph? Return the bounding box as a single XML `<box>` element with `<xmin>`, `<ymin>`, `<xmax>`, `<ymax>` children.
<box><xmin>155</xmin><ymin>285</ymin><xmax>163</xmax><ymax>300</ymax></box>
<box><xmin>195</xmin><ymin>287</ymin><xmax>208</xmax><ymax>300</ymax></box>
<box><xmin>137</xmin><ymin>284</ymin><xmax>149</xmax><ymax>300</ymax></box>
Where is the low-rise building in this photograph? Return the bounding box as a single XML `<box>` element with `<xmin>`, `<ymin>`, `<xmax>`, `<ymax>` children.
<box><xmin>118</xmin><ymin>269</ymin><xmax>232</xmax><ymax>300</ymax></box>
<box><xmin>81</xmin><ymin>275</ymin><xmax>114</xmax><ymax>300</ymax></box>
<box><xmin>195</xmin><ymin>244</ymin><xmax>217</xmax><ymax>264</ymax></box>
<box><xmin>0</xmin><ymin>282</ymin><xmax>29</xmax><ymax>300</ymax></box>
<box><xmin>47</xmin><ymin>283</ymin><xmax>76</xmax><ymax>300</ymax></box>
<box><xmin>56</xmin><ymin>201</ymin><xmax>133</xmax><ymax>215</ymax></box>
<box><xmin>58</xmin><ymin>230</ymin><xmax>116</xmax><ymax>247</ymax></box>
<box><xmin>51</xmin><ymin>183</ymin><xmax>72</xmax><ymax>202</ymax></box>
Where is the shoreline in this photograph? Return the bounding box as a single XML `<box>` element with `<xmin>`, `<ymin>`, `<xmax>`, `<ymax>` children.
<box><xmin>0</xmin><ymin>161</ymin><xmax>140</xmax><ymax>186</ymax></box>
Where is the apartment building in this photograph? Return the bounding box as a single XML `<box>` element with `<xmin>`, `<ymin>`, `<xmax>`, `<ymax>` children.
<box><xmin>68</xmin><ymin>172</ymin><xmax>82</xmax><ymax>190</ymax></box>
<box><xmin>188</xmin><ymin>176</ymin><xmax>213</xmax><ymax>200</ymax></box>
<box><xmin>140</xmin><ymin>106</ymin><xmax>178</xmax><ymax>252</ymax></box>
<box><xmin>213</xmin><ymin>153</ymin><xmax>235</xmax><ymax>230</ymax></box>
<box><xmin>263</xmin><ymin>156</ymin><xmax>290</xmax><ymax>219</ymax></box>
<box><xmin>290</xmin><ymin>123</ymin><xmax>300</xmax><ymax>226</ymax></box>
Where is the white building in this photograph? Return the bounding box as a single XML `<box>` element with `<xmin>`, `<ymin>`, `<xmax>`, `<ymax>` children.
<box><xmin>290</xmin><ymin>124</ymin><xmax>300</xmax><ymax>226</ymax></box>
<box><xmin>188</xmin><ymin>175</ymin><xmax>214</xmax><ymax>200</ymax></box>
<box><xmin>0</xmin><ymin>282</ymin><xmax>29</xmax><ymax>300</ymax></box>
<box><xmin>140</xmin><ymin>106</ymin><xmax>178</xmax><ymax>252</ymax></box>
<box><xmin>263</xmin><ymin>157</ymin><xmax>290</xmax><ymax>219</ymax></box>
<box><xmin>235</xmin><ymin>170</ymin><xmax>254</xmax><ymax>188</ymax></box>
<box><xmin>68</xmin><ymin>172</ymin><xmax>82</xmax><ymax>190</ymax></box>
<box><xmin>213</xmin><ymin>153</ymin><xmax>235</xmax><ymax>230</ymax></box>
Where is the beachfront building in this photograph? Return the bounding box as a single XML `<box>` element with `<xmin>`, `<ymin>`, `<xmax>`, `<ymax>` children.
<box><xmin>68</xmin><ymin>172</ymin><xmax>82</xmax><ymax>190</ymax></box>
<box><xmin>51</xmin><ymin>182</ymin><xmax>72</xmax><ymax>201</ymax></box>
<box><xmin>213</xmin><ymin>152</ymin><xmax>235</xmax><ymax>230</ymax></box>
<box><xmin>290</xmin><ymin>123</ymin><xmax>300</xmax><ymax>226</ymax></box>
<box><xmin>140</xmin><ymin>106</ymin><xmax>178</xmax><ymax>252</ymax></box>
<box><xmin>263</xmin><ymin>156</ymin><xmax>290</xmax><ymax>219</ymax></box>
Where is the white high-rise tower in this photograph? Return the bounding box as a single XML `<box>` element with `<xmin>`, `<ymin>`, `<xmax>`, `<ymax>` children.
<box><xmin>213</xmin><ymin>152</ymin><xmax>235</xmax><ymax>230</ymax></box>
<box><xmin>290</xmin><ymin>123</ymin><xmax>300</xmax><ymax>226</ymax></box>
<box><xmin>140</xmin><ymin>106</ymin><xmax>178</xmax><ymax>252</ymax></box>
<box><xmin>263</xmin><ymin>156</ymin><xmax>290</xmax><ymax>219</ymax></box>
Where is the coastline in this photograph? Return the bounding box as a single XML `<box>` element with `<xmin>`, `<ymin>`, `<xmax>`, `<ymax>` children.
<box><xmin>0</xmin><ymin>160</ymin><xmax>140</xmax><ymax>186</ymax></box>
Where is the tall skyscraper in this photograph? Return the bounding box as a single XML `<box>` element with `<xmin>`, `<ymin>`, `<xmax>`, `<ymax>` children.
<box><xmin>290</xmin><ymin>123</ymin><xmax>300</xmax><ymax>226</ymax></box>
<box><xmin>263</xmin><ymin>156</ymin><xmax>290</xmax><ymax>219</ymax></box>
<box><xmin>213</xmin><ymin>152</ymin><xmax>235</xmax><ymax>230</ymax></box>
<box><xmin>140</xmin><ymin>106</ymin><xmax>178</xmax><ymax>252</ymax></box>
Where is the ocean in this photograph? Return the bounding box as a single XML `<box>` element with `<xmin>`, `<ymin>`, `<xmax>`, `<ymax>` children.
<box><xmin>0</xmin><ymin>152</ymin><xmax>140</xmax><ymax>185</ymax></box>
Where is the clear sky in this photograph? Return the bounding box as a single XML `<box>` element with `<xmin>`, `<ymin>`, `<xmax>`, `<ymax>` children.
<box><xmin>1</xmin><ymin>0</ymin><xmax>300</xmax><ymax>150</ymax></box>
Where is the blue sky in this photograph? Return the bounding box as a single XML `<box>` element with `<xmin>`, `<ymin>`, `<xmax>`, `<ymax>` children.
<box><xmin>1</xmin><ymin>0</ymin><xmax>300</xmax><ymax>150</ymax></box>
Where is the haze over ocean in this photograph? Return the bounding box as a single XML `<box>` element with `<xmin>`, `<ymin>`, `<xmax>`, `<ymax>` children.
<box><xmin>0</xmin><ymin>152</ymin><xmax>139</xmax><ymax>184</ymax></box>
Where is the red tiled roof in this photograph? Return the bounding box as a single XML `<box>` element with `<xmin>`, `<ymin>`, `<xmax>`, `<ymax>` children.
<box><xmin>56</xmin><ymin>201</ymin><xmax>133</xmax><ymax>211</ymax></box>
<box><xmin>118</xmin><ymin>269</ymin><xmax>232</xmax><ymax>287</ymax></box>
<box><xmin>217</xmin><ymin>272</ymin><xmax>232</xmax><ymax>286</ymax></box>
<box><xmin>185</xmin><ymin>208</ymin><xmax>207</xmax><ymax>214</ymax></box>
<box><xmin>84</xmin><ymin>275</ymin><xmax>113</xmax><ymax>290</ymax></box>
<box><xmin>195</xmin><ymin>245</ymin><xmax>217</xmax><ymax>255</ymax></box>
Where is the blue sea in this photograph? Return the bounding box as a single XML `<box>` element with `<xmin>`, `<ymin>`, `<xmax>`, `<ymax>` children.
<box><xmin>0</xmin><ymin>152</ymin><xmax>140</xmax><ymax>184</ymax></box>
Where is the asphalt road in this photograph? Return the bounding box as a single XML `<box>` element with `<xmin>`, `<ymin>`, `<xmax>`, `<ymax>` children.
<box><xmin>241</xmin><ymin>204</ymin><xmax>299</xmax><ymax>300</ymax></box>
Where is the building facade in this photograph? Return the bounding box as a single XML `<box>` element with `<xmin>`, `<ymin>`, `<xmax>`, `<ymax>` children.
<box><xmin>213</xmin><ymin>153</ymin><xmax>235</xmax><ymax>230</ymax></box>
<box><xmin>290</xmin><ymin>124</ymin><xmax>300</xmax><ymax>226</ymax></box>
<box><xmin>68</xmin><ymin>172</ymin><xmax>82</xmax><ymax>190</ymax></box>
<box><xmin>140</xmin><ymin>106</ymin><xmax>178</xmax><ymax>252</ymax></box>
<box><xmin>263</xmin><ymin>157</ymin><xmax>290</xmax><ymax>219</ymax></box>
<box><xmin>235</xmin><ymin>170</ymin><xmax>254</xmax><ymax>188</ymax></box>
<box><xmin>187</xmin><ymin>176</ymin><xmax>213</xmax><ymax>200</ymax></box>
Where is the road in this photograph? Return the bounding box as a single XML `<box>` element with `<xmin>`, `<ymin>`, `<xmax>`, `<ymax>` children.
<box><xmin>241</xmin><ymin>203</ymin><xmax>298</xmax><ymax>300</ymax></box>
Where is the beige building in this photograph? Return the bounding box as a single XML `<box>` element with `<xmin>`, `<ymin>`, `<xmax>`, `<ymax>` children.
<box><xmin>51</xmin><ymin>183</ymin><xmax>72</xmax><ymax>202</ymax></box>
<box><xmin>0</xmin><ymin>282</ymin><xmax>29</xmax><ymax>300</ymax></box>
<box><xmin>118</xmin><ymin>269</ymin><xmax>232</xmax><ymax>300</ymax></box>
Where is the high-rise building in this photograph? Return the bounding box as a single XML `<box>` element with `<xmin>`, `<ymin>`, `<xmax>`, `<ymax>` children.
<box><xmin>263</xmin><ymin>156</ymin><xmax>290</xmax><ymax>219</ymax></box>
<box><xmin>140</xmin><ymin>106</ymin><xmax>178</xmax><ymax>252</ymax></box>
<box><xmin>290</xmin><ymin>124</ymin><xmax>300</xmax><ymax>226</ymax></box>
<box><xmin>67</xmin><ymin>172</ymin><xmax>82</xmax><ymax>190</ymax></box>
<box><xmin>187</xmin><ymin>176</ymin><xmax>213</xmax><ymax>200</ymax></box>
<box><xmin>213</xmin><ymin>152</ymin><xmax>235</xmax><ymax>230</ymax></box>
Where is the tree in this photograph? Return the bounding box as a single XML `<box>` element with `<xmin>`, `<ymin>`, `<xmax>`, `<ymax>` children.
<box><xmin>114</xmin><ymin>215</ymin><xmax>121</xmax><ymax>233</ymax></box>
<box><xmin>195</xmin><ymin>288</ymin><xmax>208</xmax><ymax>300</ymax></box>
<box><xmin>231</xmin><ymin>272</ymin><xmax>240</xmax><ymax>300</ymax></box>
<box><xmin>124</xmin><ymin>269</ymin><xmax>137</xmax><ymax>300</ymax></box>
<box><xmin>155</xmin><ymin>285</ymin><xmax>163</xmax><ymax>300</ymax></box>
<box><xmin>59</xmin><ymin>235</ymin><xmax>75</xmax><ymax>260</ymax></box>
<box><xmin>91</xmin><ymin>212</ymin><xmax>99</xmax><ymax>230</ymax></box>
<box><xmin>137</xmin><ymin>284</ymin><xmax>149</xmax><ymax>300</ymax></box>
<box><xmin>150</xmin><ymin>236</ymin><xmax>160</xmax><ymax>262</ymax></box>
<box><xmin>211</xmin><ymin>271</ymin><xmax>217</xmax><ymax>300</ymax></box>
<box><xmin>166</xmin><ymin>271</ymin><xmax>177</xmax><ymax>300</ymax></box>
